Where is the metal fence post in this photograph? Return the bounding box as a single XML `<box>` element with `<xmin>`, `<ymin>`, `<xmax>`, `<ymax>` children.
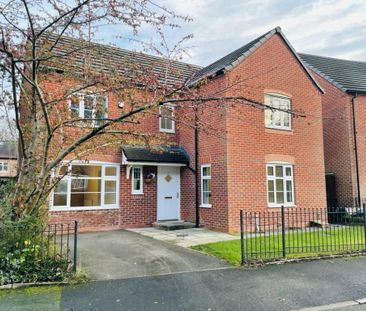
<box><xmin>73</xmin><ymin>221</ymin><xmax>78</xmax><ymax>272</ymax></box>
<box><xmin>281</xmin><ymin>205</ymin><xmax>286</xmax><ymax>258</ymax></box>
<box><xmin>240</xmin><ymin>210</ymin><xmax>245</xmax><ymax>265</ymax></box>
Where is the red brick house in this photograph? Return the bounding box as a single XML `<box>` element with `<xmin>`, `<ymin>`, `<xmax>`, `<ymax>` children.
<box><xmin>300</xmin><ymin>53</ymin><xmax>366</xmax><ymax>207</ymax></box>
<box><xmin>0</xmin><ymin>141</ymin><xmax>18</xmax><ymax>178</ymax></box>
<box><xmin>46</xmin><ymin>27</ymin><xmax>327</xmax><ymax>232</ymax></box>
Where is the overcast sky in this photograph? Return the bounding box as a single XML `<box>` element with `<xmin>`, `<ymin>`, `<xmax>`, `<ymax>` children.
<box><xmin>2</xmin><ymin>0</ymin><xmax>366</xmax><ymax>137</ymax></box>
<box><xmin>93</xmin><ymin>0</ymin><xmax>366</xmax><ymax>66</ymax></box>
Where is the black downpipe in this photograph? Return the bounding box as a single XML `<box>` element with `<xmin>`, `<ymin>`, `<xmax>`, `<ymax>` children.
<box><xmin>351</xmin><ymin>94</ymin><xmax>361</xmax><ymax>207</ymax></box>
<box><xmin>195</xmin><ymin>108</ymin><xmax>200</xmax><ymax>228</ymax></box>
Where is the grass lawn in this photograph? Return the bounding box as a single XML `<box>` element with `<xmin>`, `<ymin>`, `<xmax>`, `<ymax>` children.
<box><xmin>0</xmin><ymin>286</ymin><xmax>62</xmax><ymax>311</ymax></box>
<box><xmin>192</xmin><ymin>226</ymin><xmax>366</xmax><ymax>265</ymax></box>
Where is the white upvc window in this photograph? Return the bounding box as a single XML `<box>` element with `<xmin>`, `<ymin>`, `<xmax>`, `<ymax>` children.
<box><xmin>266</xmin><ymin>163</ymin><xmax>294</xmax><ymax>207</ymax></box>
<box><xmin>159</xmin><ymin>104</ymin><xmax>175</xmax><ymax>133</ymax></box>
<box><xmin>201</xmin><ymin>164</ymin><xmax>212</xmax><ymax>208</ymax></box>
<box><xmin>51</xmin><ymin>162</ymin><xmax>119</xmax><ymax>211</ymax></box>
<box><xmin>69</xmin><ymin>94</ymin><xmax>108</xmax><ymax>126</ymax></box>
<box><xmin>131</xmin><ymin>166</ymin><xmax>143</xmax><ymax>194</ymax></box>
<box><xmin>264</xmin><ymin>94</ymin><xmax>291</xmax><ymax>130</ymax></box>
<box><xmin>0</xmin><ymin>161</ymin><xmax>9</xmax><ymax>172</ymax></box>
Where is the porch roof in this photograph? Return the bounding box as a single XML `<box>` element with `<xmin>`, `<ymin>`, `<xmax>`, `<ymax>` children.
<box><xmin>122</xmin><ymin>146</ymin><xmax>190</xmax><ymax>165</ymax></box>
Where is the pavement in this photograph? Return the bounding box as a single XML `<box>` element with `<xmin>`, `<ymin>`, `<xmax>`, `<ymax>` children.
<box><xmin>128</xmin><ymin>227</ymin><xmax>239</xmax><ymax>247</ymax></box>
<box><xmin>77</xmin><ymin>230</ymin><xmax>230</xmax><ymax>280</ymax></box>
<box><xmin>60</xmin><ymin>256</ymin><xmax>366</xmax><ymax>310</ymax></box>
<box><xmin>50</xmin><ymin>231</ymin><xmax>366</xmax><ymax>310</ymax></box>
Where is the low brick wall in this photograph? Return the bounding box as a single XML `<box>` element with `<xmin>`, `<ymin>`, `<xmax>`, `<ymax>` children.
<box><xmin>49</xmin><ymin>209</ymin><xmax>120</xmax><ymax>232</ymax></box>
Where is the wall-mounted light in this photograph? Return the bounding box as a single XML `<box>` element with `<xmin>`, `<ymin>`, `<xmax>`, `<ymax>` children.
<box><xmin>118</xmin><ymin>101</ymin><xmax>125</xmax><ymax>108</ymax></box>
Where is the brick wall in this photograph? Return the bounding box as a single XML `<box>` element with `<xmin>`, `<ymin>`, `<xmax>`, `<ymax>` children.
<box><xmin>48</xmin><ymin>209</ymin><xmax>120</xmax><ymax>232</ymax></box>
<box><xmin>307</xmin><ymin>72</ymin><xmax>356</xmax><ymax>206</ymax></box>
<box><xmin>178</xmin><ymin>76</ymin><xmax>230</xmax><ymax>232</ymax></box>
<box><xmin>354</xmin><ymin>95</ymin><xmax>366</xmax><ymax>200</ymax></box>
<box><xmin>224</xmin><ymin>34</ymin><xmax>326</xmax><ymax>232</ymax></box>
<box><xmin>120</xmin><ymin>165</ymin><xmax>158</xmax><ymax>227</ymax></box>
<box><xmin>180</xmin><ymin>33</ymin><xmax>327</xmax><ymax>233</ymax></box>
<box><xmin>43</xmin><ymin>75</ymin><xmax>177</xmax><ymax>231</ymax></box>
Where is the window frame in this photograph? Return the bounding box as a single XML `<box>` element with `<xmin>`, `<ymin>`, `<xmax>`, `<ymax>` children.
<box><xmin>264</xmin><ymin>94</ymin><xmax>292</xmax><ymax>131</ymax></box>
<box><xmin>50</xmin><ymin>162</ymin><xmax>120</xmax><ymax>211</ymax></box>
<box><xmin>0</xmin><ymin>161</ymin><xmax>9</xmax><ymax>172</ymax></box>
<box><xmin>159</xmin><ymin>104</ymin><xmax>175</xmax><ymax>133</ymax></box>
<box><xmin>200</xmin><ymin>164</ymin><xmax>212</xmax><ymax>208</ymax></box>
<box><xmin>69</xmin><ymin>94</ymin><xmax>109</xmax><ymax>127</ymax></box>
<box><xmin>131</xmin><ymin>166</ymin><xmax>143</xmax><ymax>195</ymax></box>
<box><xmin>266</xmin><ymin>163</ymin><xmax>295</xmax><ymax>208</ymax></box>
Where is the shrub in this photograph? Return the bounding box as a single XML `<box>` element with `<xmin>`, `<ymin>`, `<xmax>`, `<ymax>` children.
<box><xmin>0</xmin><ymin>220</ymin><xmax>73</xmax><ymax>286</ymax></box>
<box><xmin>0</xmin><ymin>178</ymin><xmax>16</xmax><ymax>223</ymax></box>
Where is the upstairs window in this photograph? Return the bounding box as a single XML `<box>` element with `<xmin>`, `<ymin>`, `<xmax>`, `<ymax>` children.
<box><xmin>264</xmin><ymin>94</ymin><xmax>291</xmax><ymax>130</ymax></box>
<box><xmin>0</xmin><ymin>162</ymin><xmax>9</xmax><ymax>172</ymax></box>
<box><xmin>159</xmin><ymin>104</ymin><xmax>175</xmax><ymax>133</ymax></box>
<box><xmin>69</xmin><ymin>94</ymin><xmax>108</xmax><ymax>126</ymax></box>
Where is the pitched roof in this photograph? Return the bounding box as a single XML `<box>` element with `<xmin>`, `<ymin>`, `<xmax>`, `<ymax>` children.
<box><xmin>41</xmin><ymin>33</ymin><xmax>201</xmax><ymax>88</ymax></box>
<box><xmin>190</xmin><ymin>27</ymin><xmax>324</xmax><ymax>93</ymax></box>
<box><xmin>123</xmin><ymin>145</ymin><xmax>189</xmax><ymax>164</ymax></box>
<box><xmin>0</xmin><ymin>141</ymin><xmax>17</xmax><ymax>159</ymax></box>
<box><xmin>299</xmin><ymin>53</ymin><xmax>366</xmax><ymax>94</ymax></box>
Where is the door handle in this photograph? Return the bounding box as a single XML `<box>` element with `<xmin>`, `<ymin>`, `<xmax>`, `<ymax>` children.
<box><xmin>177</xmin><ymin>192</ymin><xmax>179</xmax><ymax>199</ymax></box>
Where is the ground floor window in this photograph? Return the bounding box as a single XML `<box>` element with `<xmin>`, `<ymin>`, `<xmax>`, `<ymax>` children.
<box><xmin>201</xmin><ymin>164</ymin><xmax>212</xmax><ymax>207</ymax></box>
<box><xmin>131</xmin><ymin>166</ymin><xmax>143</xmax><ymax>194</ymax></box>
<box><xmin>266</xmin><ymin>163</ymin><xmax>294</xmax><ymax>207</ymax></box>
<box><xmin>52</xmin><ymin>163</ymin><xmax>119</xmax><ymax>210</ymax></box>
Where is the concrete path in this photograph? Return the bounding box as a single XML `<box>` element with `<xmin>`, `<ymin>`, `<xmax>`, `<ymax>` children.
<box><xmin>128</xmin><ymin>227</ymin><xmax>239</xmax><ymax>247</ymax></box>
<box><xmin>61</xmin><ymin>256</ymin><xmax>366</xmax><ymax>311</ymax></box>
<box><xmin>77</xmin><ymin>230</ymin><xmax>230</xmax><ymax>280</ymax></box>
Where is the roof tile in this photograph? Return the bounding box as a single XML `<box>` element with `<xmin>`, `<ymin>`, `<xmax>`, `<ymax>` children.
<box><xmin>299</xmin><ymin>53</ymin><xmax>366</xmax><ymax>93</ymax></box>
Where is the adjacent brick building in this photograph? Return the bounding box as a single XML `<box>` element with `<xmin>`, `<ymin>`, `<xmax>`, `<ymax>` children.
<box><xmin>0</xmin><ymin>142</ymin><xmax>17</xmax><ymax>178</ymax></box>
<box><xmin>38</xmin><ymin>27</ymin><xmax>328</xmax><ymax>232</ymax></box>
<box><xmin>300</xmin><ymin>53</ymin><xmax>366</xmax><ymax>207</ymax></box>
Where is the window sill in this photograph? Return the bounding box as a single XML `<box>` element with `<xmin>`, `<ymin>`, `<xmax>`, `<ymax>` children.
<box><xmin>50</xmin><ymin>206</ymin><xmax>119</xmax><ymax>212</ymax></box>
<box><xmin>265</xmin><ymin>128</ymin><xmax>293</xmax><ymax>135</ymax></box>
<box><xmin>200</xmin><ymin>204</ymin><xmax>212</xmax><ymax>208</ymax></box>
<box><xmin>132</xmin><ymin>192</ymin><xmax>144</xmax><ymax>195</ymax></box>
<box><xmin>159</xmin><ymin>129</ymin><xmax>175</xmax><ymax>134</ymax></box>
<box><xmin>267</xmin><ymin>205</ymin><xmax>297</xmax><ymax>208</ymax></box>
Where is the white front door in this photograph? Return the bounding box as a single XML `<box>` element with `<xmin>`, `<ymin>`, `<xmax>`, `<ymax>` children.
<box><xmin>157</xmin><ymin>166</ymin><xmax>180</xmax><ymax>221</ymax></box>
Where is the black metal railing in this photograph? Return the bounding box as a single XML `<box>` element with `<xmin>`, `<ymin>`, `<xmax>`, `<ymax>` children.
<box><xmin>0</xmin><ymin>221</ymin><xmax>78</xmax><ymax>271</ymax></box>
<box><xmin>239</xmin><ymin>206</ymin><xmax>366</xmax><ymax>264</ymax></box>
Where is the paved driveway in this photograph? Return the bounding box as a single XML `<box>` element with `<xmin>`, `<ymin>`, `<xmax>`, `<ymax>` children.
<box><xmin>77</xmin><ymin>230</ymin><xmax>230</xmax><ymax>280</ymax></box>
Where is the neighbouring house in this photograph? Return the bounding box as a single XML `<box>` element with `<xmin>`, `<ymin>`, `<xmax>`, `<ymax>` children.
<box><xmin>300</xmin><ymin>53</ymin><xmax>366</xmax><ymax>207</ymax></box>
<box><xmin>0</xmin><ymin>141</ymin><xmax>18</xmax><ymax>178</ymax></box>
<box><xmin>31</xmin><ymin>27</ymin><xmax>327</xmax><ymax>232</ymax></box>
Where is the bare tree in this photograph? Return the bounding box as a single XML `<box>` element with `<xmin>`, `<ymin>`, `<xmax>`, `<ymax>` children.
<box><xmin>0</xmin><ymin>0</ymin><xmax>195</xmax><ymax>217</ymax></box>
<box><xmin>0</xmin><ymin>0</ymin><xmax>303</xmax><ymax>220</ymax></box>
